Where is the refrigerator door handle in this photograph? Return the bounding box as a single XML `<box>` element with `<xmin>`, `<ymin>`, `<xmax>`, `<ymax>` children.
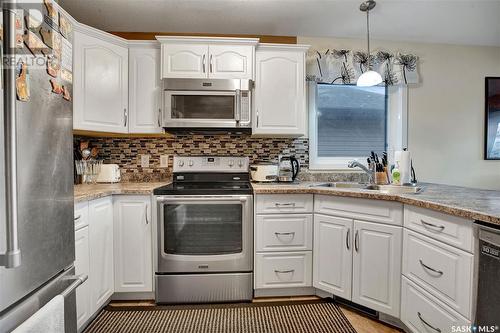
<box><xmin>0</xmin><ymin>3</ymin><xmax>22</xmax><ymax>269</ymax></box>
<box><xmin>61</xmin><ymin>275</ymin><xmax>88</xmax><ymax>298</ymax></box>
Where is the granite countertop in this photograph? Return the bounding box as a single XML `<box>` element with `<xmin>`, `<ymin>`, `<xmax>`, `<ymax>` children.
<box><xmin>74</xmin><ymin>181</ymin><xmax>500</xmax><ymax>227</ymax></box>
<box><xmin>252</xmin><ymin>182</ymin><xmax>500</xmax><ymax>227</ymax></box>
<box><xmin>74</xmin><ymin>182</ymin><xmax>170</xmax><ymax>203</ymax></box>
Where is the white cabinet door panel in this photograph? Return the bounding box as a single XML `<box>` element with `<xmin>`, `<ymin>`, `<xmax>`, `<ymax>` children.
<box><xmin>129</xmin><ymin>47</ymin><xmax>162</xmax><ymax>133</ymax></box>
<box><xmin>313</xmin><ymin>214</ymin><xmax>353</xmax><ymax>299</ymax></box>
<box><xmin>352</xmin><ymin>220</ymin><xmax>402</xmax><ymax>317</ymax></box>
<box><xmin>113</xmin><ymin>196</ymin><xmax>153</xmax><ymax>293</ymax></box>
<box><xmin>253</xmin><ymin>47</ymin><xmax>307</xmax><ymax>136</ymax></box>
<box><xmin>74</xmin><ymin>31</ymin><xmax>128</xmax><ymax>133</ymax></box>
<box><xmin>161</xmin><ymin>43</ymin><xmax>208</xmax><ymax>78</ymax></box>
<box><xmin>208</xmin><ymin>44</ymin><xmax>253</xmax><ymax>79</ymax></box>
<box><xmin>74</xmin><ymin>226</ymin><xmax>91</xmax><ymax>330</ymax></box>
<box><xmin>88</xmin><ymin>197</ymin><xmax>114</xmax><ymax>312</ymax></box>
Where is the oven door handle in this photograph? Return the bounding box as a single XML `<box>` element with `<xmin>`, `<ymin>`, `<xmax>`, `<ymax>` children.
<box><xmin>157</xmin><ymin>196</ymin><xmax>249</xmax><ymax>203</ymax></box>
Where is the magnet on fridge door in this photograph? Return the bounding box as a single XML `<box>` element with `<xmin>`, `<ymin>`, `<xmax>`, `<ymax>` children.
<box><xmin>16</xmin><ymin>62</ymin><xmax>30</xmax><ymax>102</ymax></box>
<box><xmin>24</xmin><ymin>30</ymin><xmax>49</xmax><ymax>55</ymax></box>
<box><xmin>50</xmin><ymin>78</ymin><xmax>62</xmax><ymax>94</ymax></box>
<box><xmin>47</xmin><ymin>55</ymin><xmax>60</xmax><ymax>77</ymax></box>
<box><xmin>44</xmin><ymin>0</ymin><xmax>59</xmax><ymax>25</ymax></box>
<box><xmin>62</xmin><ymin>86</ymin><xmax>71</xmax><ymax>101</ymax></box>
<box><xmin>59</xmin><ymin>15</ymin><xmax>72</xmax><ymax>39</ymax></box>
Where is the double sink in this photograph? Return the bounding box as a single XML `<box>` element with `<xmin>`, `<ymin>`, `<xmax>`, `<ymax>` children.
<box><xmin>310</xmin><ymin>182</ymin><xmax>422</xmax><ymax>194</ymax></box>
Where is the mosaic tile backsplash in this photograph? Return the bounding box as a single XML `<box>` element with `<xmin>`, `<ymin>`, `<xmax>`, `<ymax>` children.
<box><xmin>74</xmin><ymin>134</ymin><xmax>309</xmax><ymax>182</ymax></box>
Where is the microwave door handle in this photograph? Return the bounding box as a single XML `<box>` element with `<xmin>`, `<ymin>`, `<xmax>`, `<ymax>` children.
<box><xmin>1</xmin><ymin>4</ymin><xmax>21</xmax><ymax>269</ymax></box>
<box><xmin>235</xmin><ymin>89</ymin><xmax>241</xmax><ymax>124</ymax></box>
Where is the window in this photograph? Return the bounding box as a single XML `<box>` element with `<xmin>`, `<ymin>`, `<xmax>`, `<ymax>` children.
<box><xmin>309</xmin><ymin>83</ymin><xmax>406</xmax><ymax>170</ymax></box>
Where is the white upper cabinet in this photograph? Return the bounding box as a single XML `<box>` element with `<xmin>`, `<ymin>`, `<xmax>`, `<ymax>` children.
<box><xmin>128</xmin><ymin>44</ymin><xmax>163</xmax><ymax>133</ymax></box>
<box><xmin>208</xmin><ymin>44</ymin><xmax>254</xmax><ymax>79</ymax></box>
<box><xmin>74</xmin><ymin>28</ymin><xmax>129</xmax><ymax>133</ymax></box>
<box><xmin>253</xmin><ymin>44</ymin><xmax>309</xmax><ymax>137</ymax></box>
<box><xmin>157</xmin><ymin>37</ymin><xmax>258</xmax><ymax>79</ymax></box>
<box><xmin>113</xmin><ymin>196</ymin><xmax>153</xmax><ymax>293</ymax></box>
<box><xmin>161</xmin><ymin>43</ymin><xmax>209</xmax><ymax>78</ymax></box>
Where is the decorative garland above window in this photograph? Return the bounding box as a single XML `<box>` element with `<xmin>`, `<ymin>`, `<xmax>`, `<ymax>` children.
<box><xmin>306</xmin><ymin>49</ymin><xmax>419</xmax><ymax>86</ymax></box>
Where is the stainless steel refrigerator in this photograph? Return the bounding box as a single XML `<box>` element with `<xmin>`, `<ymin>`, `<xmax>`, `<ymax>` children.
<box><xmin>0</xmin><ymin>1</ymin><xmax>82</xmax><ymax>332</ymax></box>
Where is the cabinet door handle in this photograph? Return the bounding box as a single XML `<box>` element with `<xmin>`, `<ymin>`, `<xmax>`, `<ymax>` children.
<box><xmin>420</xmin><ymin>220</ymin><xmax>445</xmax><ymax>231</ymax></box>
<box><xmin>158</xmin><ymin>108</ymin><xmax>162</xmax><ymax>127</ymax></box>
<box><xmin>417</xmin><ymin>312</ymin><xmax>441</xmax><ymax>332</ymax></box>
<box><xmin>346</xmin><ymin>228</ymin><xmax>350</xmax><ymax>250</ymax></box>
<box><xmin>210</xmin><ymin>54</ymin><xmax>213</xmax><ymax>73</ymax></box>
<box><xmin>275</xmin><ymin>232</ymin><xmax>295</xmax><ymax>237</ymax></box>
<box><xmin>74</xmin><ymin>215</ymin><xmax>81</xmax><ymax>221</ymax></box>
<box><xmin>256</xmin><ymin>111</ymin><xmax>259</xmax><ymax>128</ymax></box>
<box><xmin>274</xmin><ymin>269</ymin><xmax>294</xmax><ymax>274</ymax></box>
<box><xmin>354</xmin><ymin>230</ymin><xmax>359</xmax><ymax>252</ymax></box>
<box><xmin>145</xmin><ymin>204</ymin><xmax>149</xmax><ymax>224</ymax></box>
<box><xmin>123</xmin><ymin>108</ymin><xmax>128</xmax><ymax>127</ymax></box>
<box><xmin>202</xmin><ymin>54</ymin><xmax>206</xmax><ymax>73</ymax></box>
<box><xmin>275</xmin><ymin>202</ymin><xmax>295</xmax><ymax>207</ymax></box>
<box><xmin>419</xmin><ymin>259</ymin><xmax>443</xmax><ymax>276</ymax></box>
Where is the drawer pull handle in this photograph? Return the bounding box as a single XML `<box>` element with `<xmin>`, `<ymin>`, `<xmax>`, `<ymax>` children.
<box><xmin>346</xmin><ymin>228</ymin><xmax>350</xmax><ymax>250</ymax></box>
<box><xmin>74</xmin><ymin>215</ymin><xmax>81</xmax><ymax>221</ymax></box>
<box><xmin>417</xmin><ymin>312</ymin><xmax>441</xmax><ymax>332</ymax></box>
<box><xmin>275</xmin><ymin>203</ymin><xmax>296</xmax><ymax>207</ymax></box>
<box><xmin>275</xmin><ymin>232</ymin><xmax>295</xmax><ymax>237</ymax></box>
<box><xmin>274</xmin><ymin>269</ymin><xmax>294</xmax><ymax>274</ymax></box>
<box><xmin>419</xmin><ymin>259</ymin><xmax>443</xmax><ymax>276</ymax></box>
<box><xmin>421</xmin><ymin>220</ymin><xmax>445</xmax><ymax>231</ymax></box>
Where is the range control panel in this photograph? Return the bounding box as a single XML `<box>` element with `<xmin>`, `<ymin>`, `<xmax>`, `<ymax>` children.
<box><xmin>173</xmin><ymin>156</ymin><xmax>249</xmax><ymax>173</ymax></box>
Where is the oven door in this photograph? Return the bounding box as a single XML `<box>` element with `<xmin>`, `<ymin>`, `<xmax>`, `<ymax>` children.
<box><xmin>156</xmin><ymin>195</ymin><xmax>253</xmax><ymax>273</ymax></box>
<box><xmin>164</xmin><ymin>90</ymin><xmax>241</xmax><ymax>128</ymax></box>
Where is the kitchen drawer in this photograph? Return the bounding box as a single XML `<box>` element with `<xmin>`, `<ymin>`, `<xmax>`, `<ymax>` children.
<box><xmin>255</xmin><ymin>252</ymin><xmax>312</xmax><ymax>289</ymax></box>
<box><xmin>401</xmin><ymin>276</ymin><xmax>470</xmax><ymax>333</ymax></box>
<box><xmin>74</xmin><ymin>201</ymin><xmax>89</xmax><ymax>230</ymax></box>
<box><xmin>256</xmin><ymin>194</ymin><xmax>313</xmax><ymax>214</ymax></box>
<box><xmin>404</xmin><ymin>205</ymin><xmax>474</xmax><ymax>252</ymax></box>
<box><xmin>314</xmin><ymin>195</ymin><xmax>403</xmax><ymax>226</ymax></box>
<box><xmin>256</xmin><ymin>214</ymin><xmax>312</xmax><ymax>252</ymax></box>
<box><xmin>403</xmin><ymin>229</ymin><xmax>473</xmax><ymax>319</ymax></box>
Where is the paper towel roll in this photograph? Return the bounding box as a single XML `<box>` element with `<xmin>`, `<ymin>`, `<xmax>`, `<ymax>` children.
<box><xmin>400</xmin><ymin>150</ymin><xmax>411</xmax><ymax>184</ymax></box>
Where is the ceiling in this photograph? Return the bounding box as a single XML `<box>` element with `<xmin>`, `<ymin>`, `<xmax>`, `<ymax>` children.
<box><xmin>59</xmin><ymin>0</ymin><xmax>500</xmax><ymax>47</ymax></box>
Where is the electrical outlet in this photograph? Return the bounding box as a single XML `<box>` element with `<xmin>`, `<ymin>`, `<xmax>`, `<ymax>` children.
<box><xmin>160</xmin><ymin>155</ymin><xmax>169</xmax><ymax>168</ymax></box>
<box><xmin>141</xmin><ymin>154</ymin><xmax>150</xmax><ymax>168</ymax></box>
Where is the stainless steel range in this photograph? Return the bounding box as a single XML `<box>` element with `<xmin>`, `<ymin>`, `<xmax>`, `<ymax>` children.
<box><xmin>153</xmin><ymin>156</ymin><xmax>253</xmax><ymax>303</ymax></box>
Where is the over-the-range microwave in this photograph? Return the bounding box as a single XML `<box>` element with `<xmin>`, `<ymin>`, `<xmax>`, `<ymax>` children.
<box><xmin>162</xmin><ymin>78</ymin><xmax>252</xmax><ymax>131</ymax></box>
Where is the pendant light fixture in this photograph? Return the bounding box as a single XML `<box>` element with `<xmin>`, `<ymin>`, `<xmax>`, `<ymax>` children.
<box><xmin>356</xmin><ymin>0</ymin><xmax>383</xmax><ymax>87</ymax></box>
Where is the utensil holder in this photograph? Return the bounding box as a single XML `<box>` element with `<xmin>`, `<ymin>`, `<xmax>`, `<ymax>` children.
<box><xmin>375</xmin><ymin>171</ymin><xmax>389</xmax><ymax>185</ymax></box>
<box><xmin>75</xmin><ymin>160</ymin><xmax>103</xmax><ymax>184</ymax></box>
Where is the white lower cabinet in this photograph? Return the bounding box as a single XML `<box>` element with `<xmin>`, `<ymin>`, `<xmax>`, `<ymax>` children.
<box><xmin>312</xmin><ymin>197</ymin><xmax>403</xmax><ymax>318</ymax></box>
<box><xmin>401</xmin><ymin>276</ymin><xmax>470</xmax><ymax>333</ymax></box>
<box><xmin>74</xmin><ymin>225</ymin><xmax>91</xmax><ymax>330</ymax></box>
<box><xmin>88</xmin><ymin>197</ymin><xmax>114</xmax><ymax>312</ymax></box>
<box><xmin>255</xmin><ymin>252</ymin><xmax>312</xmax><ymax>289</ymax></box>
<box><xmin>352</xmin><ymin>220</ymin><xmax>402</xmax><ymax>317</ymax></box>
<box><xmin>313</xmin><ymin>214</ymin><xmax>352</xmax><ymax>299</ymax></box>
<box><xmin>113</xmin><ymin>195</ymin><xmax>153</xmax><ymax>292</ymax></box>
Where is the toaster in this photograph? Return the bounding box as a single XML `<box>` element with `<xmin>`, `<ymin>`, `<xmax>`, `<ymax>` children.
<box><xmin>96</xmin><ymin>164</ymin><xmax>121</xmax><ymax>183</ymax></box>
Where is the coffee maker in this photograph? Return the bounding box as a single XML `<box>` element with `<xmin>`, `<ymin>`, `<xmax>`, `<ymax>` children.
<box><xmin>278</xmin><ymin>155</ymin><xmax>300</xmax><ymax>182</ymax></box>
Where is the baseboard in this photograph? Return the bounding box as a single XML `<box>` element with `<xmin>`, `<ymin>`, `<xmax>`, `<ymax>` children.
<box><xmin>112</xmin><ymin>292</ymin><xmax>155</xmax><ymax>301</ymax></box>
<box><xmin>254</xmin><ymin>287</ymin><xmax>315</xmax><ymax>297</ymax></box>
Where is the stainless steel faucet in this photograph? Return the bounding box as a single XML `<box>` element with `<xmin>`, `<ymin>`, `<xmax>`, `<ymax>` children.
<box><xmin>348</xmin><ymin>160</ymin><xmax>375</xmax><ymax>184</ymax></box>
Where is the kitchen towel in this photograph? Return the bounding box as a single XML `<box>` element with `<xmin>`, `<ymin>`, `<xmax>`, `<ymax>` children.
<box><xmin>13</xmin><ymin>295</ymin><xmax>64</xmax><ymax>333</ymax></box>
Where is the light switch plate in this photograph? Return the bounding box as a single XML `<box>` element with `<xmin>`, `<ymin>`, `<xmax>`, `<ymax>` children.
<box><xmin>141</xmin><ymin>154</ymin><xmax>150</xmax><ymax>168</ymax></box>
<box><xmin>160</xmin><ymin>155</ymin><xmax>169</xmax><ymax>168</ymax></box>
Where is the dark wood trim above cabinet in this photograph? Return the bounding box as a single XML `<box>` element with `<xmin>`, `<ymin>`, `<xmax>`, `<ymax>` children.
<box><xmin>108</xmin><ymin>31</ymin><xmax>297</xmax><ymax>44</ymax></box>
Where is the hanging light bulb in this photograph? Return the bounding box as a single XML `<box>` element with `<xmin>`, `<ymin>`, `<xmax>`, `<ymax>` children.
<box><xmin>357</xmin><ymin>0</ymin><xmax>383</xmax><ymax>87</ymax></box>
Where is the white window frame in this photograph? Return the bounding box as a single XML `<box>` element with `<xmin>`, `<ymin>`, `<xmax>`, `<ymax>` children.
<box><xmin>308</xmin><ymin>82</ymin><xmax>408</xmax><ymax>171</ymax></box>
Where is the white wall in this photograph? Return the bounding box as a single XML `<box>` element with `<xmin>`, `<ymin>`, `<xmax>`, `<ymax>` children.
<box><xmin>299</xmin><ymin>36</ymin><xmax>500</xmax><ymax>190</ymax></box>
